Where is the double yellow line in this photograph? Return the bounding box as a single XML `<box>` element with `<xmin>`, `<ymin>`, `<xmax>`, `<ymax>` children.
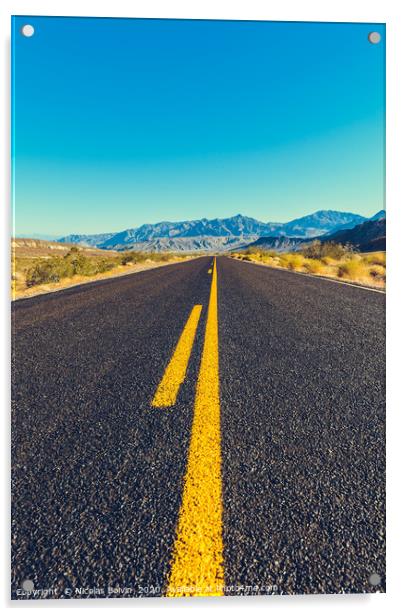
<box><xmin>151</xmin><ymin>258</ymin><xmax>224</xmax><ymax>597</ymax></box>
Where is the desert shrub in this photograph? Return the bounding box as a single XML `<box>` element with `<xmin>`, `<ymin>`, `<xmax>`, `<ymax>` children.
<box><xmin>26</xmin><ymin>260</ymin><xmax>64</xmax><ymax>286</ymax></box>
<box><xmin>253</xmin><ymin>250</ymin><xmax>277</xmax><ymax>262</ymax></box>
<box><xmin>244</xmin><ymin>247</ymin><xmax>260</xmax><ymax>255</ymax></box>
<box><xmin>120</xmin><ymin>252</ymin><xmax>135</xmax><ymax>265</ymax></box>
<box><xmin>362</xmin><ymin>252</ymin><xmax>386</xmax><ymax>267</ymax></box>
<box><xmin>254</xmin><ymin>252</ymin><xmax>265</xmax><ymax>261</ymax></box>
<box><xmin>302</xmin><ymin>240</ymin><xmax>350</xmax><ymax>260</ymax></box>
<box><xmin>69</xmin><ymin>253</ymin><xmax>98</xmax><ymax>276</ymax></box>
<box><xmin>260</xmin><ymin>255</ymin><xmax>276</xmax><ymax>265</ymax></box>
<box><xmin>320</xmin><ymin>256</ymin><xmax>337</xmax><ymax>266</ymax></box>
<box><xmin>97</xmin><ymin>259</ymin><xmax>115</xmax><ymax>273</ymax></box>
<box><xmin>338</xmin><ymin>258</ymin><xmax>367</xmax><ymax>279</ymax></box>
<box><xmin>120</xmin><ymin>251</ymin><xmax>176</xmax><ymax>265</ymax></box>
<box><xmin>262</xmin><ymin>250</ymin><xmax>278</xmax><ymax>258</ymax></box>
<box><xmin>240</xmin><ymin>248</ymin><xmax>277</xmax><ymax>261</ymax></box>
<box><xmin>280</xmin><ymin>254</ymin><xmax>304</xmax><ymax>270</ymax></box>
<box><xmin>120</xmin><ymin>251</ymin><xmax>148</xmax><ymax>264</ymax></box>
<box><xmin>304</xmin><ymin>258</ymin><xmax>324</xmax><ymax>274</ymax></box>
<box><xmin>369</xmin><ymin>265</ymin><xmax>386</xmax><ymax>280</ymax></box>
<box><xmin>132</xmin><ymin>252</ymin><xmax>148</xmax><ymax>263</ymax></box>
<box><xmin>301</xmin><ymin>240</ymin><xmax>321</xmax><ymax>259</ymax></box>
<box><xmin>157</xmin><ymin>253</ymin><xmax>171</xmax><ymax>262</ymax></box>
<box><xmin>278</xmin><ymin>254</ymin><xmax>289</xmax><ymax>267</ymax></box>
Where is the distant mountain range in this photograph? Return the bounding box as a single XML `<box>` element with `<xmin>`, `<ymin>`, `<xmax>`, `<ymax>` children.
<box><xmin>58</xmin><ymin>209</ymin><xmax>384</xmax><ymax>252</ymax></box>
<box><xmin>244</xmin><ymin>212</ymin><xmax>385</xmax><ymax>253</ymax></box>
<box><xmin>324</xmin><ymin>216</ymin><xmax>386</xmax><ymax>252</ymax></box>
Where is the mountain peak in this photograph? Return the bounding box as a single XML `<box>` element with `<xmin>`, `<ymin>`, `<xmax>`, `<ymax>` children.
<box><xmin>371</xmin><ymin>210</ymin><xmax>386</xmax><ymax>220</ymax></box>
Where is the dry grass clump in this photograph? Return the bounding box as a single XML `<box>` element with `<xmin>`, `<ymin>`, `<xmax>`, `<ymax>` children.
<box><xmin>368</xmin><ymin>264</ymin><xmax>386</xmax><ymax>281</ymax></box>
<box><xmin>232</xmin><ymin>249</ymin><xmax>278</xmax><ymax>265</ymax></box>
<box><xmin>362</xmin><ymin>252</ymin><xmax>386</xmax><ymax>267</ymax></box>
<box><xmin>279</xmin><ymin>254</ymin><xmax>304</xmax><ymax>270</ymax></box>
<box><xmin>338</xmin><ymin>256</ymin><xmax>367</xmax><ymax>280</ymax></box>
<box><xmin>302</xmin><ymin>240</ymin><xmax>350</xmax><ymax>260</ymax></box>
<box><xmin>259</xmin><ymin>250</ymin><xmax>278</xmax><ymax>259</ymax></box>
<box><xmin>239</xmin><ymin>248</ymin><xmax>277</xmax><ymax>263</ymax></box>
<box><xmin>303</xmin><ymin>258</ymin><xmax>325</xmax><ymax>274</ymax></box>
<box><xmin>320</xmin><ymin>256</ymin><xmax>338</xmax><ymax>266</ymax></box>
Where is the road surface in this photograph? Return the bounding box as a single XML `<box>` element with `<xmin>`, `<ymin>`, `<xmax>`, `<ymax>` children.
<box><xmin>11</xmin><ymin>256</ymin><xmax>385</xmax><ymax>598</ymax></box>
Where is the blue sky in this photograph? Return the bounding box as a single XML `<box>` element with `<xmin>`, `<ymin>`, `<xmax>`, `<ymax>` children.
<box><xmin>12</xmin><ymin>17</ymin><xmax>385</xmax><ymax>236</ymax></box>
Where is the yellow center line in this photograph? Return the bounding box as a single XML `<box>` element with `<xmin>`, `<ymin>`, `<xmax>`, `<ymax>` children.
<box><xmin>151</xmin><ymin>305</ymin><xmax>203</xmax><ymax>408</ymax></box>
<box><xmin>166</xmin><ymin>257</ymin><xmax>224</xmax><ymax>597</ymax></box>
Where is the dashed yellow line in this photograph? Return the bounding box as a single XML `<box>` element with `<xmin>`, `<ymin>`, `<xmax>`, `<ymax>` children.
<box><xmin>166</xmin><ymin>257</ymin><xmax>224</xmax><ymax>597</ymax></box>
<box><xmin>151</xmin><ymin>305</ymin><xmax>202</xmax><ymax>408</ymax></box>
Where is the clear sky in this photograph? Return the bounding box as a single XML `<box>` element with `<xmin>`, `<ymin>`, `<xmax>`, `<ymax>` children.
<box><xmin>12</xmin><ymin>17</ymin><xmax>385</xmax><ymax>237</ymax></box>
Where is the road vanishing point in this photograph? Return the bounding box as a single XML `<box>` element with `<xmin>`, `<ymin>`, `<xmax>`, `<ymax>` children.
<box><xmin>11</xmin><ymin>256</ymin><xmax>385</xmax><ymax>598</ymax></box>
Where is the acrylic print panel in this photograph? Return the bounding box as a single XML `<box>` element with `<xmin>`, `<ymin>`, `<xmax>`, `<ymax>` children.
<box><xmin>11</xmin><ymin>16</ymin><xmax>386</xmax><ymax>599</ymax></box>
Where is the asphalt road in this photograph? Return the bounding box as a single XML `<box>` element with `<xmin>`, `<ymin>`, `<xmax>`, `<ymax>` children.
<box><xmin>11</xmin><ymin>256</ymin><xmax>385</xmax><ymax>599</ymax></box>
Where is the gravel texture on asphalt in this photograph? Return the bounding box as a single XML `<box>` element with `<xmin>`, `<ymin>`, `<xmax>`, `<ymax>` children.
<box><xmin>218</xmin><ymin>257</ymin><xmax>385</xmax><ymax>595</ymax></box>
<box><xmin>11</xmin><ymin>256</ymin><xmax>385</xmax><ymax>599</ymax></box>
<box><xmin>12</xmin><ymin>258</ymin><xmax>211</xmax><ymax>599</ymax></box>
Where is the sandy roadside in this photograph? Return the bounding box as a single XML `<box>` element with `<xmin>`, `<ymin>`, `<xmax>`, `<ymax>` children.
<box><xmin>231</xmin><ymin>256</ymin><xmax>385</xmax><ymax>292</ymax></box>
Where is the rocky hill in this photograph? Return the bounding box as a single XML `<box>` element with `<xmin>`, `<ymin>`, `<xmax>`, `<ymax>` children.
<box><xmin>58</xmin><ymin>210</ymin><xmax>368</xmax><ymax>252</ymax></box>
